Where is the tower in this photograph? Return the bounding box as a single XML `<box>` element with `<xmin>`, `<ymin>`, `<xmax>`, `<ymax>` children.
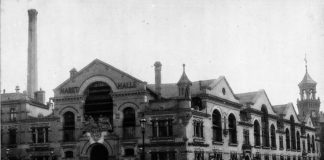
<box><xmin>177</xmin><ymin>64</ymin><xmax>192</xmax><ymax>99</ymax></box>
<box><xmin>27</xmin><ymin>9</ymin><xmax>38</xmax><ymax>99</ymax></box>
<box><xmin>297</xmin><ymin>58</ymin><xmax>321</xmax><ymax>123</ymax></box>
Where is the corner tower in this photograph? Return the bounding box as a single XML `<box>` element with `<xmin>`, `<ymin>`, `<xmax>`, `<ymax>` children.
<box><xmin>297</xmin><ymin>59</ymin><xmax>321</xmax><ymax>122</ymax></box>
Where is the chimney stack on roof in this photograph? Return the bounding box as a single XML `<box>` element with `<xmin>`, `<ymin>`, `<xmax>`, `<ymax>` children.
<box><xmin>27</xmin><ymin>9</ymin><xmax>38</xmax><ymax>99</ymax></box>
<box><xmin>15</xmin><ymin>86</ymin><xmax>20</xmax><ymax>93</ymax></box>
<box><xmin>154</xmin><ymin>61</ymin><xmax>162</xmax><ymax>98</ymax></box>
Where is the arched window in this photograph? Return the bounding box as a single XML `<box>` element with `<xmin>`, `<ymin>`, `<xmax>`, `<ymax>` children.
<box><xmin>312</xmin><ymin>135</ymin><xmax>315</xmax><ymax>153</ymax></box>
<box><xmin>123</xmin><ymin>107</ymin><xmax>136</xmax><ymax>138</ymax></box>
<box><xmin>286</xmin><ymin>128</ymin><xmax>290</xmax><ymax>150</ymax></box>
<box><xmin>297</xmin><ymin>131</ymin><xmax>301</xmax><ymax>151</ymax></box>
<box><xmin>63</xmin><ymin>111</ymin><xmax>75</xmax><ymax>142</ymax></box>
<box><xmin>271</xmin><ymin>124</ymin><xmax>276</xmax><ymax>148</ymax></box>
<box><xmin>65</xmin><ymin>151</ymin><xmax>73</xmax><ymax>158</ymax></box>
<box><xmin>212</xmin><ymin>110</ymin><xmax>222</xmax><ymax>142</ymax></box>
<box><xmin>261</xmin><ymin>106</ymin><xmax>269</xmax><ymax>147</ymax></box>
<box><xmin>228</xmin><ymin>114</ymin><xmax>237</xmax><ymax>144</ymax></box>
<box><xmin>254</xmin><ymin>120</ymin><xmax>261</xmax><ymax>146</ymax></box>
<box><xmin>307</xmin><ymin>134</ymin><xmax>310</xmax><ymax>153</ymax></box>
<box><xmin>290</xmin><ymin>116</ymin><xmax>296</xmax><ymax>150</ymax></box>
<box><xmin>84</xmin><ymin>82</ymin><xmax>113</xmax><ymax>124</ymax></box>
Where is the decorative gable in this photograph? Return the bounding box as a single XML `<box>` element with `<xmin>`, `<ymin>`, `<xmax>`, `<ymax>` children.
<box><xmin>53</xmin><ymin>59</ymin><xmax>145</xmax><ymax>96</ymax></box>
<box><xmin>206</xmin><ymin>76</ymin><xmax>239</xmax><ymax>103</ymax></box>
<box><xmin>305</xmin><ymin>116</ymin><xmax>314</xmax><ymax>128</ymax></box>
<box><xmin>250</xmin><ymin>90</ymin><xmax>276</xmax><ymax>116</ymax></box>
<box><xmin>283</xmin><ymin>103</ymin><xmax>301</xmax><ymax>123</ymax></box>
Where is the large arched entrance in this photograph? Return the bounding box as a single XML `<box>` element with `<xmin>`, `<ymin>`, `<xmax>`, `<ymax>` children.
<box><xmin>244</xmin><ymin>155</ymin><xmax>250</xmax><ymax>160</ymax></box>
<box><xmin>84</xmin><ymin>81</ymin><xmax>113</xmax><ymax>125</ymax></box>
<box><xmin>90</xmin><ymin>143</ymin><xmax>109</xmax><ymax>160</ymax></box>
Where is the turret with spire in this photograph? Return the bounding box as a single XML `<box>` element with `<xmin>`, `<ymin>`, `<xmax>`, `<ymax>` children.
<box><xmin>297</xmin><ymin>56</ymin><xmax>320</xmax><ymax>120</ymax></box>
<box><xmin>177</xmin><ymin>64</ymin><xmax>192</xmax><ymax>99</ymax></box>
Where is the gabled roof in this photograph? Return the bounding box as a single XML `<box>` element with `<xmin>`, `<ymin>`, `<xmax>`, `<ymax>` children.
<box><xmin>1</xmin><ymin>92</ymin><xmax>28</xmax><ymax>101</ymax></box>
<box><xmin>54</xmin><ymin>59</ymin><xmax>144</xmax><ymax>91</ymax></box>
<box><xmin>272</xmin><ymin>104</ymin><xmax>289</xmax><ymax>115</ymax></box>
<box><xmin>147</xmin><ymin>77</ymin><xmax>223</xmax><ymax>99</ymax></box>
<box><xmin>299</xmin><ymin>71</ymin><xmax>317</xmax><ymax>86</ymax></box>
<box><xmin>236</xmin><ymin>89</ymin><xmax>273</xmax><ymax>106</ymax></box>
<box><xmin>273</xmin><ymin>103</ymin><xmax>300</xmax><ymax>122</ymax></box>
<box><xmin>236</xmin><ymin>91</ymin><xmax>259</xmax><ymax>104</ymax></box>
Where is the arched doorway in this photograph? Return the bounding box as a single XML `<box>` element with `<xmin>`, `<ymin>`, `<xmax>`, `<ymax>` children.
<box><xmin>244</xmin><ymin>155</ymin><xmax>250</xmax><ymax>160</ymax></box>
<box><xmin>90</xmin><ymin>143</ymin><xmax>109</xmax><ymax>160</ymax></box>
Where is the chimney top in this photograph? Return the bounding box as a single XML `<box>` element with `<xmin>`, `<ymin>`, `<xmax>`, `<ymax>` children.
<box><xmin>154</xmin><ymin>61</ymin><xmax>162</xmax><ymax>68</ymax></box>
<box><xmin>15</xmin><ymin>86</ymin><xmax>20</xmax><ymax>93</ymax></box>
<box><xmin>28</xmin><ymin>9</ymin><xmax>38</xmax><ymax>15</ymax></box>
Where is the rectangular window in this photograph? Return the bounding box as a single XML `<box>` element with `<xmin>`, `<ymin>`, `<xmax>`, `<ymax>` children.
<box><xmin>272</xmin><ymin>155</ymin><xmax>276</xmax><ymax>160</ymax></box>
<box><xmin>230</xmin><ymin>153</ymin><xmax>237</xmax><ymax>160</ymax></box>
<box><xmin>9</xmin><ymin>108</ymin><xmax>17</xmax><ymax>121</ymax></box>
<box><xmin>279</xmin><ymin>136</ymin><xmax>283</xmax><ymax>149</ymax></box>
<box><xmin>31</xmin><ymin>127</ymin><xmax>49</xmax><ymax>143</ymax></box>
<box><xmin>209</xmin><ymin>153</ymin><xmax>222</xmax><ymax>160</ymax></box>
<box><xmin>264</xmin><ymin>155</ymin><xmax>269</xmax><ymax>160</ymax></box>
<box><xmin>195</xmin><ymin>151</ymin><xmax>204</xmax><ymax>160</ymax></box>
<box><xmin>9</xmin><ymin>129</ymin><xmax>16</xmax><ymax>144</ymax></box>
<box><xmin>151</xmin><ymin>119</ymin><xmax>173</xmax><ymax>138</ymax></box>
<box><xmin>193</xmin><ymin>121</ymin><xmax>204</xmax><ymax>138</ymax></box>
<box><xmin>151</xmin><ymin>151</ymin><xmax>175</xmax><ymax>160</ymax></box>
<box><xmin>243</xmin><ymin>129</ymin><xmax>249</xmax><ymax>145</ymax></box>
<box><xmin>255</xmin><ymin>153</ymin><xmax>261</xmax><ymax>160</ymax></box>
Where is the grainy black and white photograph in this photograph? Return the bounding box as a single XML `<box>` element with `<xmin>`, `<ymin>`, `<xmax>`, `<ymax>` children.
<box><xmin>1</xmin><ymin>0</ymin><xmax>324</xmax><ymax>160</ymax></box>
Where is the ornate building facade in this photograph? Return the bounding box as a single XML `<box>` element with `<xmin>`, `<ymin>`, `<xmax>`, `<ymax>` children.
<box><xmin>1</xmin><ymin>59</ymin><xmax>321</xmax><ymax>160</ymax></box>
<box><xmin>0</xmin><ymin>9</ymin><xmax>322</xmax><ymax>160</ymax></box>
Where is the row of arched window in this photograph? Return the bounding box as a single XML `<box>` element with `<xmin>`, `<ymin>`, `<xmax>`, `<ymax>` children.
<box><xmin>212</xmin><ymin>110</ymin><xmax>237</xmax><ymax>144</ymax></box>
<box><xmin>211</xmin><ymin>107</ymin><xmax>316</xmax><ymax>152</ymax></box>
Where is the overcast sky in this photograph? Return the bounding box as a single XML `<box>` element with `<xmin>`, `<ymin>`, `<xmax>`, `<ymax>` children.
<box><xmin>1</xmin><ymin>0</ymin><xmax>324</xmax><ymax>111</ymax></box>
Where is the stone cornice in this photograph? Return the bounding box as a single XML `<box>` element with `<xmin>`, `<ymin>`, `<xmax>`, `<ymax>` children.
<box><xmin>197</xmin><ymin>93</ymin><xmax>242</xmax><ymax>109</ymax></box>
<box><xmin>111</xmin><ymin>89</ymin><xmax>148</xmax><ymax>97</ymax></box>
<box><xmin>52</xmin><ymin>95</ymin><xmax>85</xmax><ymax>103</ymax></box>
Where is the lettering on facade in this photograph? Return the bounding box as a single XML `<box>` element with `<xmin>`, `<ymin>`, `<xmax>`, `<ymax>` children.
<box><xmin>60</xmin><ymin>87</ymin><xmax>79</xmax><ymax>94</ymax></box>
<box><xmin>116</xmin><ymin>81</ymin><xmax>137</xmax><ymax>89</ymax></box>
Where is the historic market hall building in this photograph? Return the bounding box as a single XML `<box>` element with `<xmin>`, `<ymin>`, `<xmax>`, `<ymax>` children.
<box><xmin>0</xmin><ymin>9</ymin><xmax>322</xmax><ymax>160</ymax></box>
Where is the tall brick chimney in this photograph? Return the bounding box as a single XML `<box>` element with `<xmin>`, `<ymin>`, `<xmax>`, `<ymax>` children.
<box><xmin>27</xmin><ymin>9</ymin><xmax>38</xmax><ymax>99</ymax></box>
<box><xmin>154</xmin><ymin>61</ymin><xmax>162</xmax><ymax>98</ymax></box>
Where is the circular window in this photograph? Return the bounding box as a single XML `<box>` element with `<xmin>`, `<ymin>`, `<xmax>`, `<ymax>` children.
<box><xmin>222</xmin><ymin>88</ymin><xmax>226</xmax><ymax>95</ymax></box>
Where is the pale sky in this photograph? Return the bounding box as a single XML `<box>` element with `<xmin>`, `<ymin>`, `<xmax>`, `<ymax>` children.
<box><xmin>1</xmin><ymin>0</ymin><xmax>324</xmax><ymax>111</ymax></box>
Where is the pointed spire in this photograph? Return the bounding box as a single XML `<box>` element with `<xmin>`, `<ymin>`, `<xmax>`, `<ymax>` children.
<box><xmin>177</xmin><ymin>64</ymin><xmax>192</xmax><ymax>85</ymax></box>
<box><xmin>304</xmin><ymin>53</ymin><xmax>308</xmax><ymax>73</ymax></box>
<box><xmin>299</xmin><ymin>55</ymin><xmax>316</xmax><ymax>86</ymax></box>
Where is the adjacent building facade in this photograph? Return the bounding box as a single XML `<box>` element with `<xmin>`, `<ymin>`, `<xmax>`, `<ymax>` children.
<box><xmin>1</xmin><ymin>9</ymin><xmax>322</xmax><ymax>160</ymax></box>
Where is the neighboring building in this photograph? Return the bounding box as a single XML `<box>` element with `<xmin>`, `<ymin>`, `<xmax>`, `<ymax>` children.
<box><xmin>0</xmin><ymin>89</ymin><xmax>57</xmax><ymax>160</ymax></box>
<box><xmin>0</xmin><ymin>9</ymin><xmax>322</xmax><ymax>160</ymax></box>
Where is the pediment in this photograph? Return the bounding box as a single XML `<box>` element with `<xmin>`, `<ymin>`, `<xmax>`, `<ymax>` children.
<box><xmin>206</xmin><ymin>76</ymin><xmax>239</xmax><ymax>103</ymax></box>
<box><xmin>283</xmin><ymin>103</ymin><xmax>301</xmax><ymax>123</ymax></box>
<box><xmin>53</xmin><ymin>59</ymin><xmax>145</xmax><ymax>96</ymax></box>
<box><xmin>250</xmin><ymin>90</ymin><xmax>276</xmax><ymax>115</ymax></box>
<box><xmin>305</xmin><ymin>116</ymin><xmax>314</xmax><ymax>128</ymax></box>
